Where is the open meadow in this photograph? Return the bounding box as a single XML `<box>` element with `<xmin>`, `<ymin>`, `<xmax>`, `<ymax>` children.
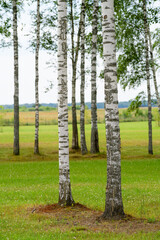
<box><xmin>0</xmin><ymin>108</ymin><xmax>160</xmax><ymax>126</ymax></box>
<box><xmin>0</xmin><ymin>121</ymin><xmax>160</xmax><ymax>239</ymax></box>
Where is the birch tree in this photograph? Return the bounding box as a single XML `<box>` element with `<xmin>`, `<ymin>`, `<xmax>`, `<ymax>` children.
<box><xmin>34</xmin><ymin>0</ymin><xmax>40</xmax><ymax>154</ymax></box>
<box><xmin>101</xmin><ymin>0</ymin><xmax>124</xmax><ymax>219</ymax></box>
<box><xmin>148</xmin><ymin>26</ymin><xmax>160</xmax><ymax>121</ymax></box>
<box><xmin>58</xmin><ymin>0</ymin><xmax>74</xmax><ymax>206</ymax></box>
<box><xmin>80</xmin><ymin>0</ymin><xmax>88</xmax><ymax>155</ymax></box>
<box><xmin>90</xmin><ymin>0</ymin><xmax>99</xmax><ymax>153</ymax></box>
<box><xmin>69</xmin><ymin>0</ymin><xmax>82</xmax><ymax>150</ymax></box>
<box><xmin>115</xmin><ymin>0</ymin><xmax>159</xmax><ymax>154</ymax></box>
<box><xmin>13</xmin><ymin>0</ymin><xmax>19</xmax><ymax>155</ymax></box>
<box><xmin>143</xmin><ymin>0</ymin><xmax>153</xmax><ymax>154</ymax></box>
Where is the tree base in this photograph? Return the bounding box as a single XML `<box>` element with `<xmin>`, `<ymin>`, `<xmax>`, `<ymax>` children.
<box><xmin>90</xmin><ymin>149</ymin><xmax>99</xmax><ymax>154</ymax></box>
<box><xmin>58</xmin><ymin>198</ymin><xmax>75</xmax><ymax>207</ymax></box>
<box><xmin>81</xmin><ymin>149</ymin><xmax>88</xmax><ymax>155</ymax></box>
<box><xmin>13</xmin><ymin>148</ymin><xmax>19</xmax><ymax>155</ymax></box>
<box><xmin>100</xmin><ymin>211</ymin><xmax>125</xmax><ymax>220</ymax></box>
<box><xmin>90</xmin><ymin>128</ymin><xmax>99</xmax><ymax>153</ymax></box>
<box><xmin>148</xmin><ymin>150</ymin><xmax>153</xmax><ymax>155</ymax></box>
<box><xmin>34</xmin><ymin>148</ymin><xmax>40</xmax><ymax>155</ymax></box>
<box><xmin>72</xmin><ymin>145</ymin><xmax>80</xmax><ymax>150</ymax></box>
<box><xmin>34</xmin><ymin>152</ymin><xmax>40</xmax><ymax>155</ymax></box>
<box><xmin>13</xmin><ymin>151</ymin><xmax>19</xmax><ymax>156</ymax></box>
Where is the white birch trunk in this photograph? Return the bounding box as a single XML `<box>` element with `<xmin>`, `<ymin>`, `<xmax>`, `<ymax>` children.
<box><xmin>34</xmin><ymin>0</ymin><xmax>40</xmax><ymax>154</ymax></box>
<box><xmin>143</xmin><ymin>0</ymin><xmax>153</xmax><ymax>155</ymax></box>
<box><xmin>70</xmin><ymin>0</ymin><xmax>79</xmax><ymax>150</ymax></box>
<box><xmin>58</xmin><ymin>0</ymin><xmax>74</xmax><ymax>206</ymax></box>
<box><xmin>101</xmin><ymin>0</ymin><xmax>124</xmax><ymax>219</ymax></box>
<box><xmin>80</xmin><ymin>0</ymin><xmax>88</xmax><ymax>155</ymax></box>
<box><xmin>13</xmin><ymin>0</ymin><xmax>19</xmax><ymax>155</ymax></box>
<box><xmin>91</xmin><ymin>0</ymin><xmax>99</xmax><ymax>154</ymax></box>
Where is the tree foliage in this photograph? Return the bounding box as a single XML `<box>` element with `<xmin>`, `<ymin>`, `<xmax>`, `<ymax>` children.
<box><xmin>115</xmin><ymin>0</ymin><xmax>160</xmax><ymax>90</ymax></box>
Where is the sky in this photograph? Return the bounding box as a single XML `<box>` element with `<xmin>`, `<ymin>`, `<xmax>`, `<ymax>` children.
<box><xmin>0</xmin><ymin>3</ymin><xmax>159</xmax><ymax>106</ymax></box>
<box><xmin>1</xmin><ymin>38</ymin><xmax>159</xmax><ymax>106</ymax></box>
<box><xmin>0</xmin><ymin>45</ymin><xmax>153</xmax><ymax>105</ymax></box>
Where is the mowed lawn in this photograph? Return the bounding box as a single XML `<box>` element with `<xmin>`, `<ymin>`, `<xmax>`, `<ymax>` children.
<box><xmin>0</xmin><ymin>122</ymin><xmax>160</xmax><ymax>239</ymax></box>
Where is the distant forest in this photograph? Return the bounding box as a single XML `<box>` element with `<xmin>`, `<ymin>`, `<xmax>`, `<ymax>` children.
<box><xmin>1</xmin><ymin>101</ymin><xmax>158</xmax><ymax>111</ymax></box>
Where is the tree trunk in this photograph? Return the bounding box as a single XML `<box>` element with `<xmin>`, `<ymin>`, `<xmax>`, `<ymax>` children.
<box><xmin>143</xmin><ymin>0</ymin><xmax>153</xmax><ymax>155</ymax></box>
<box><xmin>91</xmin><ymin>0</ymin><xmax>99</xmax><ymax>154</ymax></box>
<box><xmin>34</xmin><ymin>0</ymin><xmax>40</xmax><ymax>154</ymax></box>
<box><xmin>80</xmin><ymin>0</ymin><xmax>88</xmax><ymax>155</ymax></box>
<box><xmin>70</xmin><ymin>0</ymin><xmax>82</xmax><ymax>150</ymax></box>
<box><xmin>148</xmin><ymin>25</ymin><xmax>160</xmax><ymax>124</ymax></box>
<box><xmin>72</xmin><ymin>67</ymin><xmax>79</xmax><ymax>149</ymax></box>
<box><xmin>13</xmin><ymin>0</ymin><xmax>19</xmax><ymax>155</ymax></box>
<box><xmin>58</xmin><ymin>0</ymin><xmax>74</xmax><ymax>206</ymax></box>
<box><xmin>101</xmin><ymin>0</ymin><xmax>124</xmax><ymax>219</ymax></box>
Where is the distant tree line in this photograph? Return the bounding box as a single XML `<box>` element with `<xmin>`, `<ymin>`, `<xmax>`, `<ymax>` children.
<box><xmin>1</xmin><ymin>100</ymin><xmax>159</xmax><ymax>111</ymax></box>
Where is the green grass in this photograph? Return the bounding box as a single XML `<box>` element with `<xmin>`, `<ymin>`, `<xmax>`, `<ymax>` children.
<box><xmin>1</xmin><ymin>159</ymin><xmax>160</xmax><ymax>239</ymax></box>
<box><xmin>0</xmin><ymin>122</ymin><xmax>160</xmax><ymax>239</ymax></box>
<box><xmin>0</xmin><ymin>121</ymin><xmax>160</xmax><ymax>160</ymax></box>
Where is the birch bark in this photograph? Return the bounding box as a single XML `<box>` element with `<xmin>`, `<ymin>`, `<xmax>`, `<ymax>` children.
<box><xmin>72</xmin><ymin>67</ymin><xmax>79</xmax><ymax>149</ymax></box>
<box><xmin>80</xmin><ymin>0</ymin><xmax>88</xmax><ymax>155</ymax></box>
<box><xmin>143</xmin><ymin>0</ymin><xmax>153</xmax><ymax>155</ymax></box>
<box><xmin>101</xmin><ymin>0</ymin><xmax>124</xmax><ymax>219</ymax></box>
<box><xmin>34</xmin><ymin>0</ymin><xmax>40</xmax><ymax>154</ymax></box>
<box><xmin>70</xmin><ymin>0</ymin><xmax>82</xmax><ymax>150</ymax></box>
<box><xmin>13</xmin><ymin>0</ymin><xmax>19</xmax><ymax>155</ymax></box>
<box><xmin>91</xmin><ymin>0</ymin><xmax>99</xmax><ymax>154</ymax></box>
<box><xmin>58</xmin><ymin>0</ymin><xmax>74</xmax><ymax>206</ymax></box>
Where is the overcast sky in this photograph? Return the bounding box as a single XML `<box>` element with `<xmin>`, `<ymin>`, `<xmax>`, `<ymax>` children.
<box><xmin>0</xmin><ymin>3</ymin><xmax>159</xmax><ymax>105</ymax></box>
<box><xmin>1</xmin><ymin>40</ymin><xmax>159</xmax><ymax>105</ymax></box>
<box><xmin>0</xmin><ymin>49</ymin><xmax>151</xmax><ymax>105</ymax></box>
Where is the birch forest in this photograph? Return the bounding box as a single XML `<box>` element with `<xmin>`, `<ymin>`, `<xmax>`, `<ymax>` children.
<box><xmin>0</xmin><ymin>0</ymin><xmax>160</xmax><ymax>238</ymax></box>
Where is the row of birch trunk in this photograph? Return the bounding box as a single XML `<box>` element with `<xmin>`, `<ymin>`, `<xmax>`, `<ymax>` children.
<box><xmin>69</xmin><ymin>0</ymin><xmax>100</xmax><ymax>154</ymax></box>
<box><xmin>12</xmin><ymin>0</ymin><xmax>125</xmax><ymax>219</ymax></box>
<box><xmin>10</xmin><ymin>0</ymin><xmax>160</xmax><ymax>219</ymax></box>
<box><xmin>12</xmin><ymin>0</ymin><xmax>159</xmax><ymax>158</ymax></box>
<box><xmin>12</xmin><ymin>0</ymin><xmax>41</xmax><ymax>155</ymax></box>
<box><xmin>12</xmin><ymin>0</ymin><xmax>101</xmax><ymax>156</ymax></box>
<box><xmin>57</xmin><ymin>0</ymin><xmax>124</xmax><ymax>218</ymax></box>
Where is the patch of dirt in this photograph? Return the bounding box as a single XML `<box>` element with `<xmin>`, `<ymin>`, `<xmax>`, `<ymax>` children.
<box><xmin>32</xmin><ymin>203</ymin><xmax>91</xmax><ymax>213</ymax></box>
<box><xmin>29</xmin><ymin>203</ymin><xmax>160</xmax><ymax>234</ymax></box>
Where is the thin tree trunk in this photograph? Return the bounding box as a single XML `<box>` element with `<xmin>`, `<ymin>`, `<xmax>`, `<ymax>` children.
<box><xmin>91</xmin><ymin>0</ymin><xmax>99</xmax><ymax>153</ymax></box>
<box><xmin>72</xmin><ymin>67</ymin><xmax>79</xmax><ymax>149</ymax></box>
<box><xmin>148</xmin><ymin>25</ymin><xmax>160</xmax><ymax>124</ymax></box>
<box><xmin>58</xmin><ymin>0</ymin><xmax>74</xmax><ymax>206</ymax></box>
<box><xmin>143</xmin><ymin>0</ymin><xmax>153</xmax><ymax>155</ymax></box>
<box><xmin>13</xmin><ymin>0</ymin><xmax>19</xmax><ymax>155</ymax></box>
<box><xmin>34</xmin><ymin>0</ymin><xmax>40</xmax><ymax>154</ymax></box>
<box><xmin>80</xmin><ymin>0</ymin><xmax>88</xmax><ymax>155</ymax></box>
<box><xmin>101</xmin><ymin>0</ymin><xmax>124</xmax><ymax>219</ymax></box>
<box><xmin>70</xmin><ymin>0</ymin><xmax>82</xmax><ymax>150</ymax></box>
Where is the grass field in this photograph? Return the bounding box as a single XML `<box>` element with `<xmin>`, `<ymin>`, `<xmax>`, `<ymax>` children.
<box><xmin>0</xmin><ymin>122</ymin><xmax>160</xmax><ymax>239</ymax></box>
